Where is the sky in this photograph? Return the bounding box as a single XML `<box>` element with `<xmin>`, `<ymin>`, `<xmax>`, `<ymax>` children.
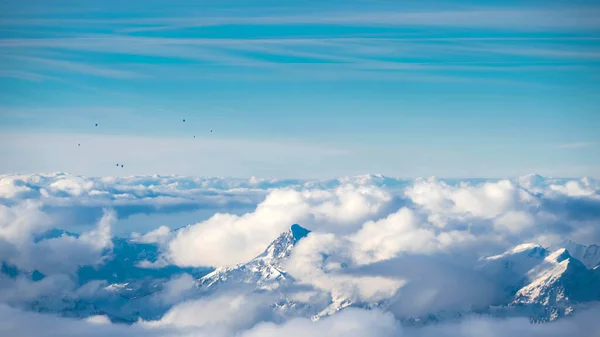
<box><xmin>1</xmin><ymin>0</ymin><xmax>599</xmax><ymax>179</ymax></box>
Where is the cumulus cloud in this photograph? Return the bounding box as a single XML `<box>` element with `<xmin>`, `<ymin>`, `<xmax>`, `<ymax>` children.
<box><xmin>0</xmin><ymin>173</ymin><xmax>270</xmax><ymax>234</ymax></box>
<box><xmin>283</xmin><ymin>212</ymin><xmax>499</xmax><ymax>318</ymax></box>
<box><xmin>405</xmin><ymin>178</ymin><xmax>520</xmax><ymax>219</ymax></box>
<box><xmin>350</xmin><ymin>207</ymin><xmax>437</xmax><ymax>263</ymax></box>
<box><xmin>493</xmin><ymin>210</ymin><xmax>536</xmax><ymax>234</ymax></box>
<box><xmin>549</xmin><ymin>179</ymin><xmax>598</xmax><ymax>198</ymax></box>
<box><xmin>141</xmin><ymin>291</ymin><xmax>276</xmax><ymax>332</ymax></box>
<box><xmin>351</xmin><ymin>255</ymin><xmax>502</xmax><ymax>317</ymax></box>
<box><xmin>131</xmin><ymin>225</ymin><xmax>172</xmax><ymax>244</ymax></box>
<box><xmin>85</xmin><ymin>315</ymin><xmax>112</xmax><ymax>325</ymax></box>
<box><xmin>3</xmin><ymin>208</ymin><xmax>115</xmax><ymax>275</ymax></box>
<box><xmin>0</xmin><ymin>201</ymin><xmax>52</xmax><ymax>243</ymax></box>
<box><xmin>284</xmin><ymin>232</ymin><xmax>405</xmax><ymax>309</ymax></box>
<box><xmin>0</xmin><ymin>274</ymin><xmax>75</xmax><ymax>307</ymax></box>
<box><xmin>150</xmin><ymin>273</ymin><xmax>196</xmax><ymax>305</ymax></box>
<box><xmin>166</xmin><ymin>184</ymin><xmax>392</xmax><ymax>267</ymax></box>
<box><xmin>0</xmin><ymin>173</ymin><xmax>404</xmax><ymax>236</ymax></box>
<box><xmin>240</xmin><ymin>308</ymin><xmax>400</xmax><ymax>337</ymax></box>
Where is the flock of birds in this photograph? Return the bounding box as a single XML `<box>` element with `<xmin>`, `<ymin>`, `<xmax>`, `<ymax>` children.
<box><xmin>77</xmin><ymin>119</ymin><xmax>213</xmax><ymax>168</ymax></box>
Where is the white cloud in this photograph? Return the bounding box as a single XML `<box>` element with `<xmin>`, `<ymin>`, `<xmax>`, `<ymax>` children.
<box><xmin>406</xmin><ymin>178</ymin><xmax>519</xmax><ymax>219</ymax></box>
<box><xmin>131</xmin><ymin>225</ymin><xmax>172</xmax><ymax>244</ymax></box>
<box><xmin>284</xmin><ymin>232</ymin><xmax>405</xmax><ymax>306</ymax></box>
<box><xmin>166</xmin><ymin>189</ymin><xmax>309</xmax><ymax>267</ymax></box>
<box><xmin>0</xmin><ymin>274</ymin><xmax>75</xmax><ymax>306</ymax></box>
<box><xmin>166</xmin><ymin>185</ymin><xmax>392</xmax><ymax>267</ymax></box>
<box><xmin>493</xmin><ymin>211</ymin><xmax>536</xmax><ymax>234</ymax></box>
<box><xmin>150</xmin><ymin>273</ymin><xmax>196</xmax><ymax>306</ymax></box>
<box><xmin>555</xmin><ymin>142</ymin><xmax>595</xmax><ymax>149</ymax></box>
<box><xmin>141</xmin><ymin>291</ymin><xmax>275</xmax><ymax>332</ymax></box>
<box><xmin>0</xmin><ymin>202</ymin><xmax>115</xmax><ymax>278</ymax></box>
<box><xmin>0</xmin><ymin>201</ymin><xmax>52</xmax><ymax>243</ymax></box>
<box><xmin>0</xmin><ymin>177</ymin><xmax>36</xmax><ymax>199</ymax></box>
<box><xmin>240</xmin><ymin>308</ymin><xmax>400</xmax><ymax>337</ymax></box>
<box><xmin>350</xmin><ymin>207</ymin><xmax>437</xmax><ymax>263</ymax></box>
<box><xmin>549</xmin><ymin>180</ymin><xmax>597</xmax><ymax>198</ymax></box>
<box><xmin>85</xmin><ymin>315</ymin><xmax>111</xmax><ymax>325</ymax></box>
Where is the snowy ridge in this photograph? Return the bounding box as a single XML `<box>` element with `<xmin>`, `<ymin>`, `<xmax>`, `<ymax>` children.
<box><xmin>512</xmin><ymin>249</ymin><xmax>600</xmax><ymax>306</ymax></box>
<box><xmin>562</xmin><ymin>241</ymin><xmax>600</xmax><ymax>269</ymax></box>
<box><xmin>485</xmin><ymin>243</ymin><xmax>548</xmax><ymax>260</ymax></box>
<box><xmin>195</xmin><ymin>229</ymin><xmax>600</xmax><ymax>324</ymax></box>
<box><xmin>475</xmin><ymin>243</ymin><xmax>600</xmax><ymax>322</ymax></box>
<box><xmin>478</xmin><ymin>243</ymin><xmax>549</xmax><ymax>291</ymax></box>
<box><xmin>196</xmin><ymin>224</ymin><xmax>310</xmax><ymax>292</ymax></box>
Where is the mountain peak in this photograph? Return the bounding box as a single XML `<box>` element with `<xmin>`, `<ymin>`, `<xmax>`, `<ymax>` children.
<box><xmin>546</xmin><ymin>248</ymin><xmax>571</xmax><ymax>264</ymax></box>
<box><xmin>484</xmin><ymin>243</ymin><xmax>547</xmax><ymax>262</ymax></box>
<box><xmin>197</xmin><ymin>225</ymin><xmax>310</xmax><ymax>292</ymax></box>
<box><xmin>248</xmin><ymin>224</ymin><xmax>310</xmax><ymax>264</ymax></box>
<box><xmin>512</xmin><ymin>246</ymin><xmax>600</xmax><ymax>311</ymax></box>
<box><xmin>560</xmin><ymin>241</ymin><xmax>600</xmax><ymax>269</ymax></box>
<box><xmin>290</xmin><ymin>224</ymin><xmax>311</xmax><ymax>243</ymax></box>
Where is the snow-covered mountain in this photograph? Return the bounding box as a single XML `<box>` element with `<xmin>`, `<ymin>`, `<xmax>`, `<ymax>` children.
<box><xmin>3</xmin><ymin>224</ymin><xmax>600</xmax><ymax>326</ymax></box>
<box><xmin>196</xmin><ymin>224</ymin><xmax>310</xmax><ymax>292</ymax></box>
<box><xmin>194</xmin><ymin>224</ymin><xmax>392</xmax><ymax>322</ymax></box>
<box><xmin>478</xmin><ymin>243</ymin><xmax>600</xmax><ymax>322</ymax></box>
<box><xmin>512</xmin><ymin>249</ymin><xmax>600</xmax><ymax>305</ymax></box>
<box><xmin>193</xmin><ymin>225</ymin><xmax>600</xmax><ymax>324</ymax></box>
<box><xmin>478</xmin><ymin>243</ymin><xmax>549</xmax><ymax>292</ymax></box>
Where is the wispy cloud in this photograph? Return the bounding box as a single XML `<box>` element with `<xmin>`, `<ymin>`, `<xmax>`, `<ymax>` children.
<box><xmin>130</xmin><ymin>7</ymin><xmax>599</xmax><ymax>32</ymax></box>
<box><xmin>9</xmin><ymin>55</ymin><xmax>144</xmax><ymax>79</ymax></box>
<box><xmin>555</xmin><ymin>142</ymin><xmax>595</xmax><ymax>149</ymax></box>
<box><xmin>3</xmin><ymin>7</ymin><xmax>599</xmax><ymax>32</ymax></box>
<box><xmin>1</xmin><ymin>3</ymin><xmax>599</xmax><ymax>85</ymax></box>
<box><xmin>1</xmin><ymin>34</ymin><xmax>596</xmax><ymax>84</ymax></box>
<box><xmin>0</xmin><ymin>69</ymin><xmax>53</xmax><ymax>82</ymax></box>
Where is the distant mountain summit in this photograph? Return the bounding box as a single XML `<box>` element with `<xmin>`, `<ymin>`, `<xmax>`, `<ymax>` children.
<box><xmin>480</xmin><ymin>243</ymin><xmax>600</xmax><ymax>322</ymax></box>
<box><xmin>560</xmin><ymin>241</ymin><xmax>600</xmax><ymax>269</ymax></box>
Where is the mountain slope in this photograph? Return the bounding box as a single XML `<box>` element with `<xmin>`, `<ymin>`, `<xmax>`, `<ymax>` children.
<box><xmin>478</xmin><ymin>243</ymin><xmax>549</xmax><ymax>295</ymax></box>
<box><xmin>196</xmin><ymin>224</ymin><xmax>310</xmax><ymax>292</ymax></box>
<box><xmin>512</xmin><ymin>249</ymin><xmax>600</xmax><ymax>306</ymax></box>
<box><xmin>509</xmin><ymin>248</ymin><xmax>600</xmax><ymax>322</ymax></box>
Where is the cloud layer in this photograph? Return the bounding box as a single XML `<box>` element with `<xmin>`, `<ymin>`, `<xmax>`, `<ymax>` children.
<box><xmin>0</xmin><ymin>172</ymin><xmax>599</xmax><ymax>336</ymax></box>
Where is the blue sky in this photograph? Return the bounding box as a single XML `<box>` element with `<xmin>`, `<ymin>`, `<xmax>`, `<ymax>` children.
<box><xmin>1</xmin><ymin>0</ymin><xmax>599</xmax><ymax>178</ymax></box>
